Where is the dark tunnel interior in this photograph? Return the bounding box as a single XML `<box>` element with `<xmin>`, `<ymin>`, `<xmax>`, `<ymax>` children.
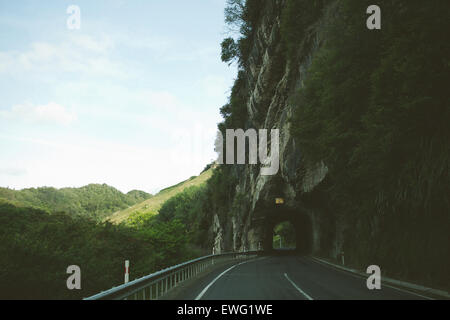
<box><xmin>262</xmin><ymin>205</ymin><xmax>313</xmax><ymax>255</ymax></box>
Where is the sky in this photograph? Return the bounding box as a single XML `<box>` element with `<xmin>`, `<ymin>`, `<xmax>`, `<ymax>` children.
<box><xmin>0</xmin><ymin>0</ymin><xmax>237</xmax><ymax>194</ymax></box>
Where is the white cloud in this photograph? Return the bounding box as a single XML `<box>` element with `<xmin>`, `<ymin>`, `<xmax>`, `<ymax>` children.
<box><xmin>202</xmin><ymin>75</ymin><xmax>230</xmax><ymax>98</ymax></box>
<box><xmin>0</xmin><ymin>34</ymin><xmax>125</xmax><ymax>78</ymax></box>
<box><xmin>0</xmin><ymin>132</ymin><xmax>212</xmax><ymax>193</ymax></box>
<box><xmin>70</xmin><ymin>34</ymin><xmax>114</xmax><ymax>53</ymax></box>
<box><xmin>137</xmin><ymin>90</ymin><xmax>183</xmax><ymax>112</ymax></box>
<box><xmin>1</xmin><ymin>102</ymin><xmax>77</xmax><ymax>126</ymax></box>
<box><xmin>0</xmin><ymin>14</ymin><xmax>233</xmax><ymax>193</ymax></box>
<box><xmin>0</xmin><ymin>167</ymin><xmax>27</xmax><ymax>177</ymax></box>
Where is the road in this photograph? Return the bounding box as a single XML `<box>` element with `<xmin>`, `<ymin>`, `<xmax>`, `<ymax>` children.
<box><xmin>174</xmin><ymin>254</ymin><xmax>430</xmax><ymax>300</ymax></box>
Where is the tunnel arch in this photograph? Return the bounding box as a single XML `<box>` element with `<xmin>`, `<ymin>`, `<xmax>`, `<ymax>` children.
<box><xmin>260</xmin><ymin>204</ymin><xmax>313</xmax><ymax>254</ymax></box>
<box><xmin>247</xmin><ymin>175</ymin><xmax>313</xmax><ymax>255</ymax></box>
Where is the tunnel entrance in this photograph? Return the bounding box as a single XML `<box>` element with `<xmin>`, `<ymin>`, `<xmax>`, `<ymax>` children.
<box><xmin>272</xmin><ymin>221</ymin><xmax>296</xmax><ymax>250</ymax></box>
<box><xmin>260</xmin><ymin>205</ymin><xmax>313</xmax><ymax>255</ymax></box>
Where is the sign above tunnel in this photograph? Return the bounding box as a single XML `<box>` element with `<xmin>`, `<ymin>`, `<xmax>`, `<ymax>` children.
<box><xmin>275</xmin><ymin>198</ymin><xmax>284</xmax><ymax>204</ymax></box>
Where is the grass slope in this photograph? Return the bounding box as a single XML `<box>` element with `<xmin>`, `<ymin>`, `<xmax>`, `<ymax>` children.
<box><xmin>107</xmin><ymin>168</ymin><xmax>213</xmax><ymax>224</ymax></box>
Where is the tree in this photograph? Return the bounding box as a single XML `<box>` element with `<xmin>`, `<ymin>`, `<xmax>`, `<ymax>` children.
<box><xmin>221</xmin><ymin>38</ymin><xmax>239</xmax><ymax>64</ymax></box>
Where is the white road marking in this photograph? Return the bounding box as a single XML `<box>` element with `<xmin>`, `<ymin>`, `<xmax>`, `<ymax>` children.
<box><xmin>379</xmin><ymin>283</ymin><xmax>434</xmax><ymax>300</ymax></box>
<box><xmin>309</xmin><ymin>257</ymin><xmax>434</xmax><ymax>300</ymax></box>
<box><xmin>284</xmin><ymin>273</ymin><xmax>314</xmax><ymax>300</ymax></box>
<box><xmin>195</xmin><ymin>257</ymin><xmax>266</xmax><ymax>300</ymax></box>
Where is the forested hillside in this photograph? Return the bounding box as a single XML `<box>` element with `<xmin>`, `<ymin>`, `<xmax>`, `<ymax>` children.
<box><xmin>0</xmin><ymin>198</ymin><xmax>198</xmax><ymax>299</ymax></box>
<box><xmin>109</xmin><ymin>168</ymin><xmax>213</xmax><ymax>224</ymax></box>
<box><xmin>288</xmin><ymin>0</ymin><xmax>449</xmax><ymax>286</ymax></box>
<box><xmin>0</xmin><ymin>184</ymin><xmax>152</xmax><ymax>220</ymax></box>
<box><xmin>0</xmin><ymin>172</ymin><xmax>211</xmax><ymax>299</ymax></box>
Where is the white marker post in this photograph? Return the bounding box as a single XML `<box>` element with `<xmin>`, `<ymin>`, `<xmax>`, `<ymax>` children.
<box><xmin>124</xmin><ymin>260</ymin><xmax>130</xmax><ymax>284</ymax></box>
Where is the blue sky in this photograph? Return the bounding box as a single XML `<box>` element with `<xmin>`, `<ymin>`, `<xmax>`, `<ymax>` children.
<box><xmin>0</xmin><ymin>0</ymin><xmax>236</xmax><ymax>194</ymax></box>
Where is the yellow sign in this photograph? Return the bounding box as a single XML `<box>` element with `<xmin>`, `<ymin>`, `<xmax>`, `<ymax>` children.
<box><xmin>275</xmin><ymin>198</ymin><xmax>284</xmax><ymax>204</ymax></box>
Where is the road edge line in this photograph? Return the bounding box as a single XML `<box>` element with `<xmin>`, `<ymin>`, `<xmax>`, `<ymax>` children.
<box><xmin>309</xmin><ymin>257</ymin><xmax>443</xmax><ymax>300</ymax></box>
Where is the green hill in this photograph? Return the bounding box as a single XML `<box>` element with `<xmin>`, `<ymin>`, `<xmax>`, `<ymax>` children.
<box><xmin>0</xmin><ymin>198</ymin><xmax>194</xmax><ymax>299</ymax></box>
<box><xmin>0</xmin><ymin>184</ymin><xmax>152</xmax><ymax>220</ymax></box>
<box><xmin>108</xmin><ymin>168</ymin><xmax>213</xmax><ymax>224</ymax></box>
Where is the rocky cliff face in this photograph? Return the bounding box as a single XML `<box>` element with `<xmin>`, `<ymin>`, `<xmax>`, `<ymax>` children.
<box><xmin>212</xmin><ymin>0</ymin><xmax>341</xmax><ymax>258</ymax></box>
<box><xmin>207</xmin><ymin>0</ymin><xmax>449</xmax><ymax>290</ymax></box>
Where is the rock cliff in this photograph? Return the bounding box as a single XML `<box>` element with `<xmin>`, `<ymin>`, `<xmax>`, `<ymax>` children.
<box><xmin>213</xmin><ymin>0</ymin><xmax>338</xmax><ymax>257</ymax></box>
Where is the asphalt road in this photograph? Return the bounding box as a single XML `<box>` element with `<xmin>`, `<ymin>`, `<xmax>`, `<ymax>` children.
<box><xmin>174</xmin><ymin>254</ymin><xmax>430</xmax><ymax>300</ymax></box>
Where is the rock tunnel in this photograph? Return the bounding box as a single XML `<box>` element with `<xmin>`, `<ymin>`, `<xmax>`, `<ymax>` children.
<box><xmin>258</xmin><ymin>204</ymin><xmax>313</xmax><ymax>254</ymax></box>
<box><xmin>244</xmin><ymin>174</ymin><xmax>312</xmax><ymax>254</ymax></box>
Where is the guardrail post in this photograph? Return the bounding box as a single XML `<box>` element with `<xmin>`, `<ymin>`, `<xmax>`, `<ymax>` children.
<box><xmin>165</xmin><ymin>276</ymin><xmax>168</xmax><ymax>292</ymax></box>
<box><xmin>124</xmin><ymin>260</ymin><xmax>130</xmax><ymax>284</ymax></box>
<box><xmin>161</xmin><ymin>278</ymin><xmax>167</xmax><ymax>296</ymax></box>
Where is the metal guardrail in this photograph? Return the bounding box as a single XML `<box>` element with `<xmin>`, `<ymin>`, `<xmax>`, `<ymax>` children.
<box><xmin>84</xmin><ymin>251</ymin><xmax>261</xmax><ymax>300</ymax></box>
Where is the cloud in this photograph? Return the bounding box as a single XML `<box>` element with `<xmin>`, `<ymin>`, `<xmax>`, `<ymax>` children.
<box><xmin>0</xmin><ymin>34</ymin><xmax>124</xmax><ymax>78</ymax></box>
<box><xmin>0</xmin><ymin>167</ymin><xmax>27</xmax><ymax>177</ymax></box>
<box><xmin>0</xmin><ymin>132</ymin><xmax>212</xmax><ymax>193</ymax></box>
<box><xmin>1</xmin><ymin>102</ymin><xmax>77</xmax><ymax>126</ymax></box>
<box><xmin>137</xmin><ymin>90</ymin><xmax>183</xmax><ymax>112</ymax></box>
<box><xmin>69</xmin><ymin>34</ymin><xmax>114</xmax><ymax>53</ymax></box>
<box><xmin>202</xmin><ymin>75</ymin><xmax>230</xmax><ymax>98</ymax></box>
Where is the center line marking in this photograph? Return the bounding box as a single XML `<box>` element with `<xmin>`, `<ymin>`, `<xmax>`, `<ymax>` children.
<box><xmin>284</xmin><ymin>273</ymin><xmax>314</xmax><ymax>300</ymax></box>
